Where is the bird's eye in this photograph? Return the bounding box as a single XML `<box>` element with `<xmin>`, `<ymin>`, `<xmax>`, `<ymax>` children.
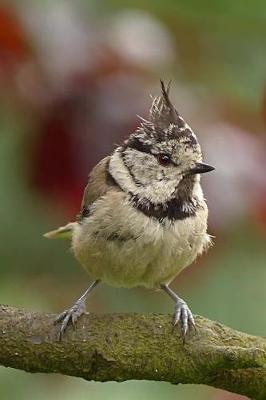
<box><xmin>157</xmin><ymin>154</ymin><xmax>171</xmax><ymax>166</ymax></box>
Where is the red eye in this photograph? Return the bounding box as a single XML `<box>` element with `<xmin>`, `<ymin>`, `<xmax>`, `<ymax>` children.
<box><xmin>157</xmin><ymin>154</ymin><xmax>171</xmax><ymax>166</ymax></box>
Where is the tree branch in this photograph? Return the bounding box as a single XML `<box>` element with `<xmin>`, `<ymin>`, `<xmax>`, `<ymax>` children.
<box><xmin>0</xmin><ymin>305</ymin><xmax>265</xmax><ymax>398</ymax></box>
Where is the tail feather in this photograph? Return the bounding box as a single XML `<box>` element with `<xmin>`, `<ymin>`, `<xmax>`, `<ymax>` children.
<box><xmin>44</xmin><ymin>222</ymin><xmax>76</xmax><ymax>240</ymax></box>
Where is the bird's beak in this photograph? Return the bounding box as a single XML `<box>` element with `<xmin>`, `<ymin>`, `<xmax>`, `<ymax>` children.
<box><xmin>188</xmin><ymin>162</ymin><xmax>215</xmax><ymax>175</ymax></box>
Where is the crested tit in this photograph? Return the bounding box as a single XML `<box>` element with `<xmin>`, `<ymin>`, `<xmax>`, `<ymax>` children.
<box><xmin>45</xmin><ymin>81</ymin><xmax>214</xmax><ymax>340</ymax></box>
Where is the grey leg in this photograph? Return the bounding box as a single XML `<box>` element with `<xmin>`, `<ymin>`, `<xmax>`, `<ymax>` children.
<box><xmin>160</xmin><ymin>283</ymin><xmax>195</xmax><ymax>339</ymax></box>
<box><xmin>55</xmin><ymin>279</ymin><xmax>100</xmax><ymax>340</ymax></box>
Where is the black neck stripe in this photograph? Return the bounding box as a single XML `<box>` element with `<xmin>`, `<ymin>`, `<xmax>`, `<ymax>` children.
<box><xmin>130</xmin><ymin>194</ymin><xmax>200</xmax><ymax>221</ymax></box>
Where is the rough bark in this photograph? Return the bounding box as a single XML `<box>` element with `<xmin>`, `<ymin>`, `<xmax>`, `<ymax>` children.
<box><xmin>0</xmin><ymin>305</ymin><xmax>265</xmax><ymax>399</ymax></box>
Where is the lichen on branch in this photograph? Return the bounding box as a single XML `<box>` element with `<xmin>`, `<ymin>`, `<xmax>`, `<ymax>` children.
<box><xmin>0</xmin><ymin>306</ymin><xmax>265</xmax><ymax>399</ymax></box>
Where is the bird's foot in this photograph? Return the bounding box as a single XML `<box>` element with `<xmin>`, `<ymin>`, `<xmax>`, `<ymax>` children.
<box><xmin>54</xmin><ymin>299</ymin><xmax>86</xmax><ymax>340</ymax></box>
<box><xmin>172</xmin><ymin>298</ymin><xmax>195</xmax><ymax>341</ymax></box>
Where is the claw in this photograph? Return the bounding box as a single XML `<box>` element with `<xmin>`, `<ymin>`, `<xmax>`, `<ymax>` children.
<box><xmin>160</xmin><ymin>284</ymin><xmax>195</xmax><ymax>342</ymax></box>
<box><xmin>172</xmin><ymin>298</ymin><xmax>195</xmax><ymax>340</ymax></box>
<box><xmin>54</xmin><ymin>280</ymin><xmax>100</xmax><ymax>341</ymax></box>
<box><xmin>173</xmin><ymin>303</ymin><xmax>182</xmax><ymax>327</ymax></box>
<box><xmin>54</xmin><ymin>299</ymin><xmax>86</xmax><ymax>341</ymax></box>
<box><xmin>54</xmin><ymin>310</ymin><xmax>68</xmax><ymax>324</ymax></box>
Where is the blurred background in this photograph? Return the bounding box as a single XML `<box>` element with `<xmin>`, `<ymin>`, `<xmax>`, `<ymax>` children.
<box><xmin>0</xmin><ymin>0</ymin><xmax>266</xmax><ymax>399</ymax></box>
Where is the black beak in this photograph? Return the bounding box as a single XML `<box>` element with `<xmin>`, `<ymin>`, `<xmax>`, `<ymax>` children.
<box><xmin>189</xmin><ymin>162</ymin><xmax>215</xmax><ymax>175</ymax></box>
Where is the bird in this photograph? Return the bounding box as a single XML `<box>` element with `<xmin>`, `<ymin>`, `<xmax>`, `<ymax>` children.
<box><xmin>45</xmin><ymin>80</ymin><xmax>215</xmax><ymax>341</ymax></box>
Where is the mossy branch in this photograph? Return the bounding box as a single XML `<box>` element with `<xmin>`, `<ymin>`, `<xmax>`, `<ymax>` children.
<box><xmin>0</xmin><ymin>305</ymin><xmax>265</xmax><ymax>398</ymax></box>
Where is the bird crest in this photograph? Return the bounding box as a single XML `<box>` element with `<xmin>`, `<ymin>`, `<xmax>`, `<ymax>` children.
<box><xmin>148</xmin><ymin>80</ymin><xmax>186</xmax><ymax>130</ymax></box>
<box><xmin>132</xmin><ymin>80</ymin><xmax>194</xmax><ymax>146</ymax></box>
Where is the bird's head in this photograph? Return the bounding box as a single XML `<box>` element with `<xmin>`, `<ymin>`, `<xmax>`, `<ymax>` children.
<box><xmin>109</xmin><ymin>81</ymin><xmax>214</xmax><ymax>204</ymax></box>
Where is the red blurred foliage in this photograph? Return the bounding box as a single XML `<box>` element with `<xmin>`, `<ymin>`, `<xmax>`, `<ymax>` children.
<box><xmin>31</xmin><ymin>99</ymin><xmax>85</xmax><ymax>218</ymax></box>
<box><xmin>0</xmin><ymin>6</ymin><xmax>31</xmax><ymax>72</ymax></box>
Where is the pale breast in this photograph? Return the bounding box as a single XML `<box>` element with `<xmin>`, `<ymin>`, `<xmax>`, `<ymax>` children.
<box><xmin>72</xmin><ymin>191</ymin><xmax>209</xmax><ymax>288</ymax></box>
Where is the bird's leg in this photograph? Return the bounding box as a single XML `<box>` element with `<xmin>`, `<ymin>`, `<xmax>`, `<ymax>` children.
<box><xmin>160</xmin><ymin>283</ymin><xmax>195</xmax><ymax>339</ymax></box>
<box><xmin>55</xmin><ymin>279</ymin><xmax>100</xmax><ymax>340</ymax></box>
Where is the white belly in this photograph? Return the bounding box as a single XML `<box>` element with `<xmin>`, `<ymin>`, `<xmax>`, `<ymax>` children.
<box><xmin>72</xmin><ymin>194</ymin><xmax>210</xmax><ymax>288</ymax></box>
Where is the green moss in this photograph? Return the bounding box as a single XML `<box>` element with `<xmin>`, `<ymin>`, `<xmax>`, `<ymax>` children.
<box><xmin>0</xmin><ymin>307</ymin><xmax>265</xmax><ymax>398</ymax></box>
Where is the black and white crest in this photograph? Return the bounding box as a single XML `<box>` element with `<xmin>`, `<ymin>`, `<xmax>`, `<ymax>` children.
<box><xmin>125</xmin><ymin>80</ymin><xmax>199</xmax><ymax>154</ymax></box>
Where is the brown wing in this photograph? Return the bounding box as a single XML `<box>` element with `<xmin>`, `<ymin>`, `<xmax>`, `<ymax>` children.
<box><xmin>77</xmin><ymin>156</ymin><xmax>120</xmax><ymax>221</ymax></box>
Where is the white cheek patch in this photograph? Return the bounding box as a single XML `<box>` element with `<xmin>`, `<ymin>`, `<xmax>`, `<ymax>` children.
<box><xmin>109</xmin><ymin>149</ymin><xmax>180</xmax><ymax>204</ymax></box>
<box><xmin>127</xmin><ymin>153</ymin><xmax>156</xmax><ymax>181</ymax></box>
